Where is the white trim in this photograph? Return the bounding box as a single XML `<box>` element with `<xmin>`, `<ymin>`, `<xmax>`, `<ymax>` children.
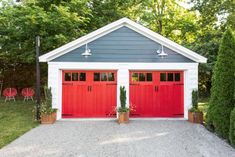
<box><xmin>48</xmin><ymin>62</ymin><xmax>197</xmax><ymax>70</ymax></box>
<box><xmin>39</xmin><ymin>18</ymin><xmax>207</xmax><ymax>63</ymax></box>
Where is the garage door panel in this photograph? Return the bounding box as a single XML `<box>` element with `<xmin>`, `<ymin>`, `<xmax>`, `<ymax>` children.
<box><xmin>130</xmin><ymin>72</ymin><xmax>155</xmax><ymax>117</ymax></box>
<box><xmin>62</xmin><ymin>83</ymin><xmax>74</xmax><ymax>116</ymax></box>
<box><xmin>105</xmin><ymin>84</ymin><xmax>117</xmax><ymax>116</ymax></box>
<box><xmin>172</xmin><ymin>84</ymin><xmax>184</xmax><ymax>116</ymax></box>
<box><xmin>130</xmin><ymin>71</ymin><xmax>184</xmax><ymax>117</ymax></box>
<box><xmin>158</xmin><ymin>72</ymin><xmax>184</xmax><ymax>117</ymax></box>
<box><xmin>73</xmin><ymin>84</ymin><xmax>89</xmax><ymax>117</ymax></box>
<box><xmin>62</xmin><ymin>70</ymin><xmax>117</xmax><ymax>118</ymax></box>
<box><xmin>159</xmin><ymin>85</ymin><xmax>174</xmax><ymax>116</ymax></box>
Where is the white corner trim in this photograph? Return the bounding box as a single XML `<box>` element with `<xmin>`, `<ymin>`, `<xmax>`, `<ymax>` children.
<box><xmin>39</xmin><ymin>17</ymin><xmax>207</xmax><ymax>63</ymax></box>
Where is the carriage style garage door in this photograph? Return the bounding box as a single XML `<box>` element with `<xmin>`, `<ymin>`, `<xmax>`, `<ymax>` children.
<box><xmin>130</xmin><ymin>71</ymin><xmax>184</xmax><ymax>117</ymax></box>
<box><xmin>62</xmin><ymin>70</ymin><xmax>117</xmax><ymax>118</ymax></box>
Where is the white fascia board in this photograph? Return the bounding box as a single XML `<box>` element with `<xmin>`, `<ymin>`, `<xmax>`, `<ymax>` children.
<box><xmin>39</xmin><ymin>17</ymin><xmax>207</xmax><ymax>63</ymax></box>
<box><xmin>48</xmin><ymin>62</ymin><xmax>198</xmax><ymax>71</ymax></box>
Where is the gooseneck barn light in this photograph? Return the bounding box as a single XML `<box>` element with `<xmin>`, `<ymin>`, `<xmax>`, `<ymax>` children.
<box><xmin>81</xmin><ymin>43</ymin><xmax>92</xmax><ymax>58</ymax></box>
<box><xmin>156</xmin><ymin>45</ymin><xmax>168</xmax><ymax>58</ymax></box>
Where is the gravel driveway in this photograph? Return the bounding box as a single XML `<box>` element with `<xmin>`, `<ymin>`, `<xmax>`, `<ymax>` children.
<box><xmin>0</xmin><ymin>120</ymin><xmax>234</xmax><ymax>157</ymax></box>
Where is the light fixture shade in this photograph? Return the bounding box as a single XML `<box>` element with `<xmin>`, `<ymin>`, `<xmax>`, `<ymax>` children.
<box><xmin>156</xmin><ymin>45</ymin><xmax>168</xmax><ymax>58</ymax></box>
<box><xmin>158</xmin><ymin>50</ymin><xmax>168</xmax><ymax>58</ymax></box>
<box><xmin>81</xmin><ymin>44</ymin><xmax>92</xmax><ymax>57</ymax></box>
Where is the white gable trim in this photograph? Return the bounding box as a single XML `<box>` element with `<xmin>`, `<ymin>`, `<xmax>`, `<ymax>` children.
<box><xmin>39</xmin><ymin>18</ymin><xmax>207</xmax><ymax>63</ymax></box>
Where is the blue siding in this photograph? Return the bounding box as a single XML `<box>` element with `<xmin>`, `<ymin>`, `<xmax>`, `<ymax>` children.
<box><xmin>52</xmin><ymin>26</ymin><xmax>194</xmax><ymax>62</ymax></box>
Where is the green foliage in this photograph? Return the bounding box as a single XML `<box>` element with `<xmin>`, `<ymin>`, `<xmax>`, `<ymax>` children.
<box><xmin>192</xmin><ymin>90</ymin><xmax>198</xmax><ymax>108</ymax></box>
<box><xmin>40</xmin><ymin>86</ymin><xmax>57</xmax><ymax>115</ymax></box>
<box><xmin>189</xmin><ymin>90</ymin><xmax>201</xmax><ymax>112</ymax></box>
<box><xmin>117</xmin><ymin>106</ymin><xmax>129</xmax><ymax>113</ymax></box>
<box><xmin>206</xmin><ymin>29</ymin><xmax>235</xmax><ymax>139</ymax></box>
<box><xmin>0</xmin><ymin>0</ymin><xmax>90</xmax><ymax>88</ymax></box>
<box><xmin>126</xmin><ymin>0</ymin><xmax>199</xmax><ymax>44</ymax></box>
<box><xmin>229</xmin><ymin>108</ymin><xmax>235</xmax><ymax>147</ymax></box>
<box><xmin>189</xmin><ymin>0</ymin><xmax>234</xmax><ymax>97</ymax></box>
<box><xmin>118</xmin><ymin>86</ymin><xmax>129</xmax><ymax>113</ymax></box>
<box><xmin>191</xmin><ymin>0</ymin><xmax>235</xmax><ymax>30</ymax></box>
<box><xmin>120</xmin><ymin>86</ymin><xmax>126</xmax><ymax>108</ymax></box>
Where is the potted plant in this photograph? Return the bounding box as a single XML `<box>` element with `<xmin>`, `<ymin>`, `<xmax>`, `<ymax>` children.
<box><xmin>188</xmin><ymin>90</ymin><xmax>203</xmax><ymax>124</ymax></box>
<box><xmin>117</xmin><ymin>86</ymin><xmax>129</xmax><ymax>124</ymax></box>
<box><xmin>40</xmin><ymin>86</ymin><xmax>57</xmax><ymax>124</ymax></box>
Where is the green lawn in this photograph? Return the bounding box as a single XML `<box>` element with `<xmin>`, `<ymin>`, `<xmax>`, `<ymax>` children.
<box><xmin>0</xmin><ymin>99</ymin><xmax>39</xmax><ymax>148</ymax></box>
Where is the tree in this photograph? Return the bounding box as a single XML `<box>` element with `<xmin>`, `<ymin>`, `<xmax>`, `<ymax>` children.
<box><xmin>188</xmin><ymin>0</ymin><xmax>235</xmax><ymax>97</ymax></box>
<box><xmin>0</xmin><ymin>0</ymin><xmax>90</xmax><ymax>87</ymax></box>
<box><xmin>188</xmin><ymin>29</ymin><xmax>223</xmax><ymax>97</ymax></box>
<box><xmin>190</xmin><ymin>0</ymin><xmax>235</xmax><ymax>29</ymax></box>
<box><xmin>230</xmin><ymin>107</ymin><xmax>235</xmax><ymax>147</ymax></box>
<box><xmin>87</xmin><ymin>0</ymin><xmax>136</xmax><ymax>31</ymax></box>
<box><xmin>130</xmin><ymin>0</ymin><xmax>199</xmax><ymax>45</ymax></box>
<box><xmin>206</xmin><ymin>29</ymin><xmax>235</xmax><ymax>139</ymax></box>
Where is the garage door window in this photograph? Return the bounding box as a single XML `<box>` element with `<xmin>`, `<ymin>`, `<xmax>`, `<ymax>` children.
<box><xmin>101</xmin><ymin>73</ymin><xmax>107</xmax><ymax>81</ymax></box>
<box><xmin>131</xmin><ymin>72</ymin><xmax>152</xmax><ymax>82</ymax></box>
<box><xmin>160</xmin><ymin>73</ymin><xmax>166</xmax><ymax>81</ymax></box>
<box><xmin>160</xmin><ymin>72</ymin><xmax>181</xmax><ymax>82</ymax></box>
<box><xmin>72</xmin><ymin>73</ymin><xmax>78</xmax><ymax>81</ymax></box>
<box><xmin>175</xmin><ymin>73</ymin><xmax>180</xmax><ymax>81</ymax></box>
<box><xmin>94</xmin><ymin>73</ymin><xmax>100</xmax><ymax>81</ymax></box>
<box><xmin>139</xmin><ymin>73</ymin><xmax>146</xmax><ymax>81</ymax></box>
<box><xmin>147</xmin><ymin>73</ymin><xmax>152</xmax><ymax>81</ymax></box>
<box><xmin>168</xmin><ymin>73</ymin><xmax>174</xmax><ymax>81</ymax></box>
<box><xmin>80</xmin><ymin>73</ymin><xmax>86</xmax><ymax>81</ymax></box>
<box><xmin>132</xmin><ymin>73</ymin><xmax>138</xmax><ymax>82</ymax></box>
<box><xmin>94</xmin><ymin>72</ymin><xmax>115</xmax><ymax>82</ymax></box>
<box><xmin>108</xmin><ymin>73</ymin><xmax>115</xmax><ymax>81</ymax></box>
<box><xmin>65</xmin><ymin>73</ymin><xmax>71</xmax><ymax>81</ymax></box>
<box><xmin>65</xmin><ymin>72</ymin><xmax>86</xmax><ymax>81</ymax></box>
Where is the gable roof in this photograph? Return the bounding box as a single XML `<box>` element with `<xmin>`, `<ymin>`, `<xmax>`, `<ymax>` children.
<box><xmin>39</xmin><ymin>17</ymin><xmax>207</xmax><ymax>63</ymax></box>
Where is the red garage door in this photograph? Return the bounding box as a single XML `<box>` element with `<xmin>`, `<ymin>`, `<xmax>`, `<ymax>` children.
<box><xmin>130</xmin><ymin>71</ymin><xmax>184</xmax><ymax>117</ymax></box>
<box><xmin>62</xmin><ymin>70</ymin><xmax>117</xmax><ymax>118</ymax></box>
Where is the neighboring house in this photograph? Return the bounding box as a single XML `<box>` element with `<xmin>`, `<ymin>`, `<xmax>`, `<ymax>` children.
<box><xmin>39</xmin><ymin>18</ymin><xmax>207</xmax><ymax>120</ymax></box>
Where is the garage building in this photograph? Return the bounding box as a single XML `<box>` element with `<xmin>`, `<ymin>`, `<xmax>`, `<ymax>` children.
<box><xmin>39</xmin><ymin>18</ymin><xmax>207</xmax><ymax>119</ymax></box>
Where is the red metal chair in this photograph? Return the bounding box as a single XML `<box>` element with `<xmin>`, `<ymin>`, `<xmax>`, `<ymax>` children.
<box><xmin>21</xmin><ymin>88</ymin><xmax>35</xmax><ymax>101</ymax></box>
<box><xmin>3</xmin><ymin>88</ymin><xmax>17</xmax><ymax>102</ymax></box>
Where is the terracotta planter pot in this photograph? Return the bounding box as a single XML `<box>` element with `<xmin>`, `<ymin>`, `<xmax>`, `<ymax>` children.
<box><xmin>188</xmin><ymin>111</ymin><xmax>203</xmax><ymax>124</ymax></box>
<box><xmin>41</xmin><ymin>112</ymin><xmax>57</xmax><ymax>124</ymax></box>
<box><xmin>118</xmin><ymin>111</ymin><xmax>129</xmax><ymax>124</ymax></box>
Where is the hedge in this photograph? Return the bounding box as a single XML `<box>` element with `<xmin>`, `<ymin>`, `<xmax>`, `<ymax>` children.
<box><xmin>229</xmin><ymin>108</ymin><xmax>235</xmax><ymax>147</ymax></box>
<box><xmin>206</xmin><ymin>29</ymin><xmax>235</xmax><ymax>139</ymax></box>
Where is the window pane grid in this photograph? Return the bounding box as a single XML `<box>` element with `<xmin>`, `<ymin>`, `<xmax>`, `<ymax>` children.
<box><xmin>139</xmin><ymin>73</ymin><xmax>146</xmax><ymax>81</ymax></box>
<box><xmin>160</xmin><ymin>72</ymin><xmax>181</xmax><ymax>82</ymax></box>
<box><xmin>94</xmin><ymin>72</ymin><xmax>115</xmax><ymax>82</ymax></box>
<box><xmin>132</xmin><ymin>72</ymin><xmax>152</xmax><ymax>82</ymax></box>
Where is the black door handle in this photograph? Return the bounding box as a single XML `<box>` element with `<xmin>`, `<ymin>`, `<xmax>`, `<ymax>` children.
<box><xmin>88</xmin><ymin>86</ymin><xmax>90</xmax><ymax>91</ymax></box>
<box><xmin>90</xmin><ymin>86</ymin><xmax>92</xmax><ymax>91</ymax></box>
